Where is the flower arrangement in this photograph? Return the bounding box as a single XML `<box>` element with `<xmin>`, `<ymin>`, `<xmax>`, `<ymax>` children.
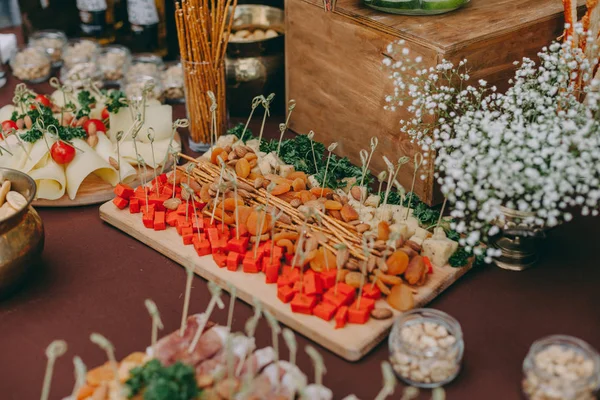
<box><xmin>383</xmin><ymin>9</ymin><xmax>600</xmax><ymax>261</ymax></box>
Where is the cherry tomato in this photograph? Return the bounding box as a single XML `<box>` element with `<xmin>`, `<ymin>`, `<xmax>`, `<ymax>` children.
<box><xmin>101</xmin><ymin>107</ymin><xmax>110</xmax><ymax>120</ymax></box>
<box><xmin>83</xmin><ymin>119</ymin><xmax>107</xmax><ymax>135</ymax></box>
<box><xmin>2</xmin><ymin>120</ymin><xmax>18</xmax><ymax>134</ymax></box>
<box><xmin>50</xmin><ymin>141</ymin><xmax>76</xmax><ymax>165</ymax></box>
<box><xmin>30</xmin><ymin>94</ymin><xmax>52</xmax><ymax>110</ymax></box>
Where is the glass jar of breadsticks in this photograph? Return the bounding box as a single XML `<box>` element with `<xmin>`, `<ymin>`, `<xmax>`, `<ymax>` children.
<box><xmin>522</xmin><ymin>335</ymin><xmax>600</xmax><ymax>400</ymax></box>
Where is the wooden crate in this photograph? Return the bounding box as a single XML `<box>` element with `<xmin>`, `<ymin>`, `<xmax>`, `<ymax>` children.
<box><xmin>285</xmin><ymin>0</ymin><xmax>583</xmax><ymax>205</ymax></box>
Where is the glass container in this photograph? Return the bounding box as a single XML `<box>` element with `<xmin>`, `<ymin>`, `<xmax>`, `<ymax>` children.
<box><xmin>523</xmin><ymin>335</ymin><xmax>600</xmax><ymax>400</ymax></box>
<box><xmin>98</xmin><ymin>44</ymin><xmax>132</xmax><ymax>85</ymax></box>
<box><xmin>363</xmin><ymin>0</ymin><xmax>470</xmax><ymax>15</ymax></box>
<box><xmin>126</xmin><ymin>53</ymin><xmax>164</xmax><ymax>80</ymax></box>
<box><xmin>161</xmin><ymin>61</ymin><xmax>184</xmax><ymax>104</ymax></box>
<box><xmin>389</xmin><ymin>308</ymin><xmax>464</xmax><ymax>388</ymax></box>
<box><xmin>62</xmin><ymin>38</ymin><xmax>99</xmax><ymax>69</ymax></box>
<box><xmin>122</xmin><ymin>74</ymin><xmax>163</xmax><ymax>102</ymax></box>
<box><xmin>28</xmin><ymin>29</ymin><xmax>67</xmax><ymax>67</ymax></box>
<box><xmin>10</xmin><ymin>47</ymin><xmax>52</xmax><ymax>84</ymax></box>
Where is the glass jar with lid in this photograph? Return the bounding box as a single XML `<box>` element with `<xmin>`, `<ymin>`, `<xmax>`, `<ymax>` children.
<box><xmin>161</xmin><ymin>61</ymin><xmax>184</xmax><ymax>104</ymax></box>
<box><xmin>126</xmin><ymin>53</ymin><xmax>164</xmax><ymax>81</ymax></box>
<box><xmin>28</xmin><ymin>29</ymin><xmax>68</xmax><ymax>67</ymax></box>
<box><xmin>62</xmin><ymin>38</ymin><xmax>99</xmax><ymax>69</ymax></box>
<box><xmin>523</xmin><ymin>335</ymin><xmax>600</xmax><ymax>400</ymax></box>
<box><xmin>98</xmin><ymin>44</ymin><xmax>132</xmax><ymax>85</ymax></box>
<box><xmin>10</xmin><ymin>47</ymin><xmax>52</xmax><ymax>84</ymax></box>
<box><xmin>388</xmin><ymin>308</ymin><xmax>464</xmax><ymax>388</ymax></box>
<box><xmin>122</xmin><ymin>74</ymin><xmax>163</xmax><ymax>102</ymax></box>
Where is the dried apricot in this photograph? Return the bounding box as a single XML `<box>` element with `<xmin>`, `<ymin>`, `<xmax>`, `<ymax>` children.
<box><xmin>405</xmin><ymin>255</ymin><xmax>427</xmax><ymax>286</ymax></box>
<box><xmin>387</xmin><ymin>283</ymin><xmax>414</xmax><ymax>311</ymax></box>
<box><xmin>236</xmin><ymin>206</ymin><xmax>253</xmax><ymax>225</ymax></box>
<box><xmin>213</xmin><ymin>208</ymin><xmax>235</xmax><ymax>225</ymax></box>
<box><xmin>324</xmin><ymin>200</ymin><xmax>343</xmax><ymax>210</ymax></box>
<box><xmin>271</xmin><ymin>183</ymin><xmax>291</xmax><ymax>196</ymax></box>
<box><xmin>77</xmin><ymin>384</ymin><xmax>95</xmax><ymax>399</ymax></box>
<box><xmin>200</xmin><ymin>184</ymin><xmax>212</xmax><ymax>203</ymax></box>
<box><xmin>378</xmin><ymin>221</ymin><xmax>390</xmax><ymax>241</ymax></box>
<box><xmin>289</xmin><ymin>177</ymin><xmax>305</xmax><ymax>192</ymax></box>
<box><xmin>340</xmin><ymin>204</ymin><xmax>359</xmax><ymax>222</ymax></box>
<box><xmin>277</xmin><ymin>192</ymin><xmax>297</xmax><ymax>203</ymax></box>
<box><xmin>223</xmin><ymin>197</ymin><xmax>245</xmax><ymax>211</ymax></box>
<box><xmin>328</xmin><ymin>210</ymin><xmax>342</xmax><ymax>219</ymax></box>
<box><xmin>309</xmin><ymin>247</ymin><xmax>336</xmax><ymax>272</ymax></box>
<box><xmin>87</xmin><ymin>363</ymin><xmax>114</xmax><ymax>386</ymax></box>
<box><xmin>246</xmin><ymin>209</ymin><xmax>273</xmax><ymax>235</ymax></box>
<box><xmin>210</xmin><ymin>147</ymin><xmax>224</xmax><ymax>164</ymax></box>
<box><xmin>345</xmin><ymin>271</ymin><xmax>363</xmax><ymax>288</ymax></box>
<box><xmin>244</xmin><ymin>153</ymin><xmax>258</xmax><ymax>161</ymax></box>
<box><xmin>287</xmin><ymin>171</ymin><xmax>308</xmax><ymax>183</ymax></box>
<box><xmin>122</xmin><ymin>352</ymin><xmax>146</xmax><ymax>363</ymax></box>
<box><xmin>299</xmin><ymin>190</ymin><xmax>313</xmax><ymax>204</ymax></box>
<box><xmin>386</xmin><ymin>250</ymin><xmax>409</xmax><ymax>275</ymax></box>
<box><xmin>235</xmin><ymin>158</ymin><xmax>251</xmax><ymax>179</ymax></box>
<box><xmin>248</xmin><ymin>172</ymin><xmax>261</xmax><ymax>180</ymax></box>
<box><xmin>310</xmin><ymin>187</ymin><xmax>333</xmax><ymax>197</ymax></box>
<box><xmin>273</xmin><ymin>231</ymin><xmax>299</xmax><ymax>242</ymax></box>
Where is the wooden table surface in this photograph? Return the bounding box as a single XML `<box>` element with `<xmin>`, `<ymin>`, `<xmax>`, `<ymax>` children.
<box><xmin>1</xmin><ymin>29</ymin><xmax>600</xmax><ymax>400</ymax></box>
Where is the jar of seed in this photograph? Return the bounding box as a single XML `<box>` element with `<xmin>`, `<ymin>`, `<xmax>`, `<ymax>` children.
<box><xmin>98</xmin><ymin>45</ymin><xmax>132</xmax><ymax>85</ymax></box>
<box><xmin>62</xmin><ymin>38</ymin><xmax>99</xmax><ymax>70</ymax></box>
<box><xmin>28</xmin><ymin>30</ymin><xmax>67</xmax><ymax>67</ymax></box>
<box><xmin>10</xmin><ymin>47</ymin><xmax>52</xmax><ymax>83</ymax></box>
<box><xmin>523</xmin><ymin>335</ymin><xmax>600</xmax><ymax>400</ymax></box>
<box><xmin>389</xmin><ymin>308</ymin><xmax>464</xmax><ymax>388</ymax></box>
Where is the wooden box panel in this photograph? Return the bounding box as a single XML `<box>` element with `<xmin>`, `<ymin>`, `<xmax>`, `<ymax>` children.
<box><xmin>286</xmin><ymin>0</ymin><xmax>583</xmax><ymax>205</ymax></box>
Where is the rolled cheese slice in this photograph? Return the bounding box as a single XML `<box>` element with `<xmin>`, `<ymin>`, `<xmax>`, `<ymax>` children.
<box><xmin>0</xmin><ymin>134</ymin><xmax>32</xmax><ymax>170</ymax></box>
<box><xmin>65</xmin><ymin>138</ymin><xmax>119</xmax><ymax>200</ymax></box>
<box><xmin>28</xmin><ymin>156</ymin><xmax>66</xmax><ymax>200</ymax></box>
<box><xmin>21</xmin><ymin>133</ymin><xmax>56</xmax><ymax>174</ymax></box>
<box><xmin>95</xmin><ymin>132</ymin><xmax>137</xmax><ymax>183</ymax></box>
<box><xmin>0</xmin><ymin>104</ymin><xmax>15</xmax><ymax>122</ymax></box>
<box><xmin>109</xmin><ymin>104</ymin><xmax>173</xmax><ymax>143</ymax></box>
<box><xmin>119</xmin><ymin>138</ymin><xmax>181</xmax><ymax>169</ymax></box>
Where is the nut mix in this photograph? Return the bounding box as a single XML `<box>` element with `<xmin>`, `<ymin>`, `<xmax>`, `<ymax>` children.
<box><xmin>162</xmin><ymin>63</ymin><xmax>184</xmax><ymax>102</ymax></box>
<box><xmin>28</xmin><ymin>30</ymin><xmax>67</xmax><ymax>66</ymax></box>
<box><xmin>522</xmin><ymin>335</ymin><xmax>600</xmax><ymax>400</ymax></box>
<box><xmin>123</xmin><ymin>75</ymin><xmax>163</xmax><ymax>101</ymax></box>
<box><xmin>127</xmin><ymin>54</ymin><xmax>164</xmax><ymax>80</ymax></box>
<box><xmin>10</xmin><ymin>47</ymin><xmax>52</xmax><ymax>83</ymax></box>
<box><xmin>98</xmin><ymin>46</ymin><xmax>131</xmax><ymax>82</ymax></box>
<box><xmin>389</xmin><ymin>308</ymin><xmax>463</xmax><ymax>388</ymax></box>
<box><xmin>61</xmin><ymin>62</ymin><xmax>101</xmax><ymax>89</ymax></box>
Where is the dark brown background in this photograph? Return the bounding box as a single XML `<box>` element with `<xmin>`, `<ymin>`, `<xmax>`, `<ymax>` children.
<box><xmin>0</xmin><ymin>26</ymin><xmax>600</xmax><ymax>400</ymax></box>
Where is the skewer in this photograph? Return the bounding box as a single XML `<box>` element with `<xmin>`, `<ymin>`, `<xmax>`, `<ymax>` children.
<box><xmin>263</xmin><ymin>309</ymin><xmax>282</xmax><ymax>390</ymax></box>
<box><xmin>307</xmin><ymin>131</ymin><xmax>319</xmax><ymax>173</ymax></box>
<box><xmin>257</xmin><ymin>93</ymin><xmax>275</xmax><ymax>147</ymax></box>
<box><xmin>188</xmin><ymin>282</ymin><xmax>225</xmax><ymax>353</ymax></box>
<box><xmin>89</xmin><ymin>333</ymin><xmax>120</xmax><ymax>392</ymax></box>
<box><xmin>404</xmin><ymin>153</ymin><xmax>424</xmax><ymax>220</ymax></box>
<box><xmin>70</xmin><ymin>356</ymin><xmax>86</xmax><ymax>400</ymax></box>
<box><xmin>145</xmin><ymin>299</ymin><xmax>164</xmax><ymax>349</ymax></box>
<box><xmin>373</xmin><ymin>361</ymin><xmax>397</xmax><ymax>400</ymax></box>
<box><xmin>239</xmin><ymin>95</ymin><xmax>263</xmax><ymax>144</ymax></box>
<box><xmin>236</xmin><ymin>299</ymin><xmax>262</xmax><ymax>377</ymax></box>
<box><xmin>305</xmin><ymin>345</ymin><xmax>326</xmax><ymax>386</ymax></box>
<box><xmin>180</xmin><ymin>264</ymin><xmax>195</xmax><ymax>336</ymax></box>
<box><xmin>282</xmin><ymin>328</ymin><xmax>297</xmax><ymax>367</ymax></box>
<box><xmin>40</xmin><ymin>340</ymin><xmax>67</xmax><ymax>400</ymax></box>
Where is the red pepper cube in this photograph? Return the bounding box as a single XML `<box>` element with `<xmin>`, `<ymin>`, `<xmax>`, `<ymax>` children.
<box><xmin>243</xmin><ymin>254</ymin><xmax>262</xmax><ymax>273</ymax></box>
<box><xmin>206</xmin><ymin>228</ymin><xmax>220</xmax><ymax>244</ymax></box>
<box><xmin>362</xmin><ymin>283</ymin><xmax>381</xmax><ymax>300</ymax></box>
<box><xmin>114</xmin><ymin>183</ymin><xmax>134</xmax><ymax>199</ymax></box>
<box><xmin>182</xmin><ymin>227</ymin><xmax>194</xmax><ymax>245</ymax></box>
<box><xmin>154</xmin><ymin>211</ymin><xmax>166</xmax><ymax>231</ymax></box>
<box><xmin>323</xmin><ymin>288</ymin><xmax>354</xmax><ymax>308</ymax></box>
<box><xmin>211</xmin><ymin>239</ymin><xmax>228</xmax><ymax>254</ymax></box>
<box><xmin>336</xmin><ymin>282</ymin><xmax>356</xmax><ymax>297</ymax></box>
<box><xmin>290</xmin><ymin>293</ymin><xmax>317</xmax><ymax>315</ymax></box>
<box><xmin>282</xmin><ymin>266</ymin><xmax>301</xmax><ymax>281</ymax></box>
<box><xmin>176</xmin><ymin>203</ymin><xmax>193</xmax><ymax>216</ymax></box>
<box><xmin>303</xmin><ymin>273</ymin><xmax>323</xmax><ymax>296</ymax></box>
<box><xmin>161</xmin><ymin>186</ymin><xmax>174</xmax><ymax>197</ymax></box>
<box><xmin>271</xmin><ymin>246</ymin><xmax>284</xmax><ymax>261</ymax></box>
<box><xmin>277</xmin><ymin>275</ymin><xmax>292</xmax><ymax>288</ymax></box>
<box><xmin>157</xmin><ymin>173</ymin><xmax>168</xmax><ymax>185</ymax></box>
<box><xmin>194</xmin><ymin>240</ymin><xmax>211</xmax><ymax>257</ymax></box>
<box><xmin>129</xmin><ymin>197</ymin><xmax>140</xmax><ymax>214</ymax></box>
<box><xmin>227</xmin><ymin>237</ymin><xmax>249</xmax><ymax>253</ymax></box>
<box><xmin>264</xmin><ymin>262</ymin><xmax>281</xmax><ymax>284</ymax></box>
<box><xmin>226</xmin><ymin>252</ymin><xmax>243</xmax><ymax>271</ymax></box>
<box><xmin>166</xmin><ymin>212</ymin><xmax>179</xmax><ymax>227</ymax></box>
<box><xmin>277</xmin><ymin>285</ymin><xmax>297</xmax><ymax>303</ymax></box>
<box><xmin>217</xmin><ymin>225</ymin><xmax>230</xmax><ymax>240</ymax></box>
<box><xmin>284</xmin><ymin>253</ymin><xmax>295</xmax><ymax>265</ymax></box>
<box><xmin>347</xmin><ymin>307</ymin><xmax>370</xmax><ymax>325</ymax></box>
<box><xmin>203</xmin><ymin>218</ymin><xmax>215</xmax><ymax>229</ymax></box>
<box><xmin>112</xmin><ymin>196</ymin><xmax>129</xmax><ymax>210</ymax></box>
<box><xmin>262</xmin><ymin>255</ymin><xmax>280</xmax><ymax>273</ymax></box>
<box><xmin>320</xmin><ymin>270</ymin><xmax>337</xmax><ymax>290</ymax></box>
<box><xmin>350</xmin><ymin>297</ymin><xmax>375</xmax><ymax>313</ymax></box>
<box><xmin>142</xmin><ymin>206</ymin><xmax>155</xmax><ymax>229</ymax></box>
<box><xmin>231</xmin><ymin>225</ymin><xmax>249</xmax><ymax>238</ymax></box>
<box><xmin>192</xmin><ymin>216</ymin><xmax>204</xmax><ymax>233</ymax></box>
<box><xmin>176</xmin><ymin>220</ymin><xmax>192</xmax><ymax>236</ymax></box>
<box><xmin>213</xmin><ymin>253</ymin><xmax>227</xmax><ymax>268</ymax></box>
<box><xmin>335</xmin><ymin>306</ymin><xmax>349</xmax><ymax>329</ymax></box>
<box><xmin>313</xmin><ymin>301</ymin><xmax>338</xmax><ymax>321</ymax></box>
<box><xmin>134</xmin><ymin>186</ymin><xmax>147</xmax><ymax>199</ymax></box>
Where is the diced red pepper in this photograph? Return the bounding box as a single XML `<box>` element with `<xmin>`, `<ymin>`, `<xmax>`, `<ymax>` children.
<box><xmin>231</xmin><ymin>224</ymin><xmax>249</xmax><ymax>238</ymax></box>
<box><xmin>193</xmin><ymin>239</ymin><xmax>211</xmax><ymax>256</ymax></box>
<box><xmin>335</xmin><ymin>306</ymin><xmax>349</xmax><ymax>329</ymax></box>
<box><xmin>271</xmin><ymin>246</ymin><xmax>284</xmax><ymax>261</ymax></box>
<box><xmin>284</xmin><ymin>253</ymin><xmax>295</xmax><ymax>265</ymax></box>
<box><xmin>206</xmin><ymin>228</ymin><xmax>220</xmax><ymax>244</ymax></box>
<box><xmin>213</xmin><ymin>253</ymin><xmax>227</xmax><ymax>268</ymax></box>
<box><xmin>347</xmin><ymin>307</ymin><xmax>370</xmax><ymax>325</ymax></box>
<box><xmin>142</xmin><ymin>206</ymin><xmax>155</xmax><ymax>229</ymax></box>
<box><xmin>192</xmin><ymin>216</ymin><xmax>204</xmax><ymax>233</ymax></box>
<box><xmin>182</xmin><ymin>227</ymin><xmax>194</xmax><ymax>245</ymax></box>
<box><xmin>217</xmin><ymin>224</ymin><xmax>230</xmax><ymax>240</ymax></box>
<box><xmin>154</xmin><ymin>211</ymin><xmax>166</xmax><ymax>231</ymax></box>
<box><xmin>320</xmin><ymin>270</ymin><xmax>337</xmax><ymax>290</ymax></box>
<box><xmin>243</xmin><ymin>254</ymin><xmax>262</xmax><ymax>273</ymax></box>
<box><xmin>129</xmin><ymin>197</ymin><xmax>140</xmax><ymax>214</ymax></box>
<box><xmin>264</xmin><ymin>262</ymin><xmax>281</xmax><ymax>284</ymax></box>
<box><xmin>112</xmin><ymin>196</ymin><xmax>129</xmax><ymax>210</ymax></box>
<box><xmin>423</xmin><ymin>256</ymin><xmax>433</xmax><ymax>274</ymax></box>
<box><xmin>203</xmin><ymin>218</ymin><xmax>215</xmax><ymax>229</ymax></box>
<box><xmin>114</xmin><ymin>183</ymin><xmax>134</xmax><ymax>199</ymax></box>
<box><xmin>277</xmin><ymin>285</ymin><xmax>297</xmax><ymax>303</ymax></box>
<box><xmin>155</xmin><ymin>173</ymin><xmax>168</xmax><ymax>185</ymax></box>
<box><xmin>350</xmin><ymin>297</ymin><xmax>375</xmax><ymax>312</ymax></box>
<box><xmin>227</xmin><ymin>237</ymin><xmax>249</xmax><ymax>253</ymax></box>
<box><xmin>211</xmin><ymin>239</ymin><xmax>228</xmax><ymax>254</ymax></box>
<box><xmin>277</xmin><ymin>275</ymin><xmax>292</xmax><ymax>288</ymax></box>
<box><xmin>262</xmin><ymin>255</ymin><xmax>281</xmax><ymax>273</ymax></box>
<box><xmin>161</xmin><ymin>186</ymin><xmax>174</xmax><ymax>197</ymax></box>
<box><xmin>303</xmin><ymin>273</ymin><xmax>323</xmax><ymax>296</ymax></box>
<box><xmin>313</xmin><ymin>301</ymin><xmax>338</xmax><ymax>321</ymax></box>
<box><xmin>166</xmin><ymin>212</ymin><xmax>179</xmax><ymax>227</ymax></box>
<box><xmin>226</xmin><ymin>252</ymin><xmax>243</xmax><ymax>271</ymax></box>
<box><xmin>176</xmin><ymin>220</ymin><xmax>192</xmax><ymax>236</ymax></box>
<box><xmin>323</xmin><ymin>287</ymin><xmax>354</xmax><ymax>308</ymax></box>
<box><xmin>335</xmin><ymin>282</ymin><xmax>356</xmax><ymax>296</ymax></box>
<box><xmin>290</xmin><ymin>293</ymin><xmax>317</xmax><ymax>314</ymax></box>
<box><xmin>176</xmin><ymin>203</ymin><xmax>194</xmax><ymax>216</ymax></box>
<box><xmin>362</xmin><ymin>283</ymin><xmax>381</xmax><ymax>300</ymax></box>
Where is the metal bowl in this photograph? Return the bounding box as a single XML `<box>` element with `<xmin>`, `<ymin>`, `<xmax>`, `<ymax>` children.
<box><xmin>0</xmin><ymin>168</ymin><xmax>44</xmax><ymax>298</ymax></box>
<box><xmin>226</xmin><ymin>5</ymin><xmax>285</xmax><ymax>116</ymax></box>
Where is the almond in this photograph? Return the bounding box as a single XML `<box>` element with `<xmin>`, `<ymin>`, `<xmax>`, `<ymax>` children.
<box><xmin>356</xmin><ymin>223</ymin><xmax>370</xmax><ymax>233</ymax></box>
<box><xmin>163</xmin><ymin>198</ymin><xmax>182</xmax><ymax>210</ymax></box>
<box><xmin>108</xmin><ymin>156</ymin><xmax>120</xmax><ymax>170</ymax></box>
<box><xmin>350</xmin><ymin>186</ymin><xmax>362</xmax><ymax>201</ymax></box>
<box><xmin>87</xmin><ymin>135</ymin><xmax>98</xmax><ymax>148</ymax></box>
<box><xmin>76</xmin><ymin>116</ymin><xmax>89</xmax><ymax>127</ymax></box>
<box><xmin>16</xmin><ymin>118</ymin><xmax>24</xmax><ymax>129</ymax></box>
<box><xmin>234</xmin><ymin>146</ymin><xmax>248</xmax><ymax>158</ymax></box>
<box><xmin>290</xmin><ymin>198</ymin><xmax>302</xmax><ymax>208</ymax></box>
<box><xmin>87</xmin><ymin>122</ymin><xmax>97</xmax><ymax>136</ymax></box>
<box><xmin>371</xmin><ymin>308</ymin><xmax>393</xmax><ymax>320</ymax></box>
<box><xmin>24</xmin><ymin>115</ymin><xmax>32</xmax><ymax>129</ymax></box>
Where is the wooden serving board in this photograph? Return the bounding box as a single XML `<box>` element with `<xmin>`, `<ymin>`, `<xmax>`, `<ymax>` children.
<box><xmin>99</xmin><ymin>200</ymin><xmax>473</xmax><ymax>361</ymax></box>
<box><xmin>33</xmin><ymin>133</ymin><xmax>181</xmax><ymax>207</ymax></box>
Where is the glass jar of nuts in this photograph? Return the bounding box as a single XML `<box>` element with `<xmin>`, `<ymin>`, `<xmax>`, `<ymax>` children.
<box><xmin>62</xmin><ymin>38</ymin><xmax>99</xmax><ymax>70</ymax></box>
<box><xmin>98</xmin><ymin>45</ymin><xmax>132</xmax><ymax>86</ymax></box>
<box><xmin>10</xmin><ymin>47</ymin><xmax>52</xmax><ymax>84</ymax></box>
<box><xmin>389</xmin><ymin>308</ymin><xmax>464</xmax><ymax>388</ymax></box>
<box><xmin>28</xmin><ymin>30</ymin><xmax>67</xmax><ymax>68</ymax></box>
<box><xmin>127</xmin><ymin>54</ymin><xmax>164</xmax><ymax>81</ymax></box>
<box><xmin>523</xmin><ymin>335</ymin><xmax>600</xmax><ymax>400</ymax></box>
<box><xmin>161</xmin><ymin>61</ymin><xmax>184</xmax><ymax>103</ymax></box>
<box><xmin>122</xmin><ymin>74</ymin><xmax>163</xmax><ymax>102</ymax></box>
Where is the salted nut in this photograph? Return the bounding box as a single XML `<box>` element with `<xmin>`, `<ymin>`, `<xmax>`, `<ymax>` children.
<box><xmin>370</xmin><ymin>308</ymin><xmax>393</xmax><ymax>320</ymax></box>
<box><xmin>163</xmin><ymin>198</ymin><xmax>182</xmax><ymax>210</ymax></box>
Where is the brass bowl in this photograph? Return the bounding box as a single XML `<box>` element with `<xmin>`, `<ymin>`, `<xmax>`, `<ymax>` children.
<box><xmin>0</xmin><ymin>168</ymin><xmax>44</xmax><ymax>297</ymax></box>
<box><xmin>226</xmin><ymin>5</ymin><xmax>285</xmax><ymax>116</ymax></box>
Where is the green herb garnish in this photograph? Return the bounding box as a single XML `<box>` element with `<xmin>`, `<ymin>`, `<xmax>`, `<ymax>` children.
<box><xmin>59</xmin><ymin>126</ymin><xmax>87</xmax><ymax>141</ymax></box>
<box><xmin>126</xmin><ymin>359</ymin><xmax>200</xmax><ymax>400</ymax></box>
<box><xmin>10</xmin><ymin>111</ymin><xmax>18</xmax><ymax>122</ymax></box>
<box><xmin>76</xmin><ymin>90</ymin><xmax>95</xmax><ymax>119</ymax></box>
<box><xmin>20</xmin><ymin>129</ymin><xmax>44</xmax><ymax>143</ymax></box>
<box><xmin>104</xmin><ymin>90</ymin><xmax>128</xmax><ymax>114</ymax></box>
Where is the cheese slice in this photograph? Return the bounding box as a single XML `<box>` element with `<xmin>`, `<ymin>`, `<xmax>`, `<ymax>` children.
<box><xmin>109</xmin><ymin>104</ymin><xmax>173</xmax><ymax>143</ymax></box>
<box><xmin>95</xmin><ymin>132</ymin><xmax>137</xmax><ymax>183</ymax></box>
<box><xmin>0</xmin><ymin>134</ymin><xmax>32</xmax><ymax>170</ymax></box>
<box><xmin>422</xmin><ymin>237</ymin><xmax>459</xmax><ymax>267</ymax></box>
<box><xmin>119</xmin><ymin>138</ymin><xmax>181</xmax><ymax>169</ymax></box>
<box><xmin>65</xmin><ymin>138</ymin><xmax>119</xmax><ymax>200</ymax></box>
<box><xmin>20</xmin><ymin>133</ymin><xmax>56</xmax><ymax>174</ymax></box>
<box><xmin>28</xmin><ymin>156</ymin><xmax>66</xmax><ymax>200</ymax></box>
<box><xmin>0</xmin><ymin>104</ymin><xmax>15</xmax><ymax>121</ymax></box>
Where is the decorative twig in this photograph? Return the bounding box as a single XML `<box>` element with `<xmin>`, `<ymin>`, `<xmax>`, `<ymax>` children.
<box><xmin>239</xmin><ymin>95</ymin><xmax>263</xmax><ymax>144</ymax></box>
<box><xmin>40</xmin><ymin>340</ymin><xmax>67</xmax><ymax>400</ymax></box>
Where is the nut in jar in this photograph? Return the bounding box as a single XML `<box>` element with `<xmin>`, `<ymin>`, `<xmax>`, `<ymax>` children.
<box><xmin>10</xmin><ymin>47</ymin><xmax>52</xmax><ymax>84</ymax></box>
<box><xmin>161</xmin><ymin>62</ymin><xmax>184</xmax><ymax>103</ymax></box>
<box><xmin>28</xmin><ymin>30</ymin><xmax>67</xmax><ymax>67</ymax></box>
<box><xmin>98</xmin><ymin>45</ymin><xmax>131</xmax><ymax>84</ymax></box>
<box><xmin>522</xmin><ymin>335</ymin><xmax>600</xmax><ymax>400</ymax></box>
<box><xmin>389</xmin><ymin>308</ymin><xmax>464</xmax><ymax>388</ymax></box>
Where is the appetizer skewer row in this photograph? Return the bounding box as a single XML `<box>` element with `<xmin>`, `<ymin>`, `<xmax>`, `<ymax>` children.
<box><xmin>0</xmin><ymin>82</ymin><xmax>182</xmax><ymax>201</ymax></box>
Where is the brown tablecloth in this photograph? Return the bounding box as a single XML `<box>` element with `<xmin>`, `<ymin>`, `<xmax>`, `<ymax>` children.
<box><xmin>1</xmin><ymin>34</ymin><xmax>600</xmax><ymax>400</ymax></box>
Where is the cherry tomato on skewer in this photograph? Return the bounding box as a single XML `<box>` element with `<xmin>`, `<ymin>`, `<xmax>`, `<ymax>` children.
<box><xmin>1</xmin><ymin>120</ymin><xmax>18</xmax><ymax>140</ymax></box>
<box><xmin>101</xmin><ymin>107</ymin><xmax>109</xmax><ymax>120</ymax></box>
<box><xmin>83</xmin><ymin>119</ymin><xmax>107</xmax><ymax>135</ymax></box>
<box><xmin>30</xmin><ymin>94</ymin><xmax>52</xmax><ymax>110</ymax></box>
<box><xmin>50</xmin><ymin>141</ymin><xmax>76</xmax><ymax>165</ymax></box>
